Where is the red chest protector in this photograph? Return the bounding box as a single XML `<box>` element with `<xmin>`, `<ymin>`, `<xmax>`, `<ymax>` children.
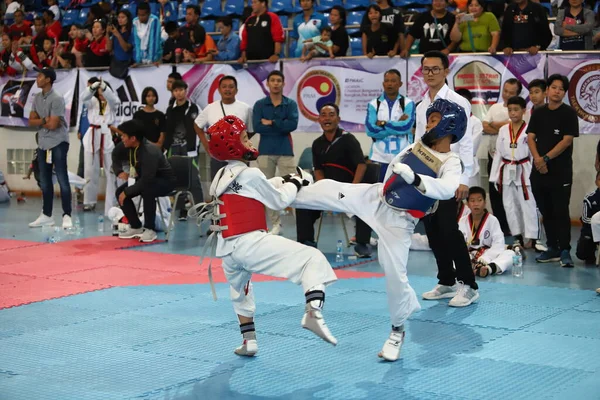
<box><xmin>218</xmin><ymin>194</ymin><xmax>267</xmax><ymax>238</ymax></box>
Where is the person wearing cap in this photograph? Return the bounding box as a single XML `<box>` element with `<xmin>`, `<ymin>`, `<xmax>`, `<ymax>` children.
<box><xmin>112</xmin><ymin>120</ymin><xmax>176</xmax><ymax>243</ymax></box>
<box><xmin>28</xmin><ymin>67</ymin><xmax>73</xmax><ymax>229</ymax></box>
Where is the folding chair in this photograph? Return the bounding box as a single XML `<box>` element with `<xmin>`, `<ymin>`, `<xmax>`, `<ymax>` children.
<box><xmin>165</xmin><ymin>156</ymin><xmax>198</xmax><ymax>241</ymax></box>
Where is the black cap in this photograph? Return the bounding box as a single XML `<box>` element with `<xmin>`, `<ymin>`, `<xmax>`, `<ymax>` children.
<box><xmin>35</xmin><ymin>67</ymin><xmax>56</xmax><ymax>83</ymax></box>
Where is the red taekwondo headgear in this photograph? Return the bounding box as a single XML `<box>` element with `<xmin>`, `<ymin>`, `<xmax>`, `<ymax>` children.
<box><xmin>206</xmin><ymin>115</ymin><xmax>259</xmax><ymax>162</ymax></box>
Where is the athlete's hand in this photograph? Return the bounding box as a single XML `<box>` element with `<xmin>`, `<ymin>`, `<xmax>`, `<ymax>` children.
<box><xmin>392</xmin><ymin>163</ymin><xmax>415</xmax><ymax>184</ymax></box>
<box><xmin>455</xmin><ymin>184</ymin><xmax>469</xmax><ymax>201</ymax></box>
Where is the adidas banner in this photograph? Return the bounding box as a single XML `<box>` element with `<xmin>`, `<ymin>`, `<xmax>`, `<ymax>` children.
<box><xmin>78</xmin><ymin>65</ymin><xmax>174</xmax><ymax>125</ymax></box>
<box><xmin>0</xmin><ymin>68</ymin><xmax>77</xmax><ymax>127</ymax></box>
<box><xmin>178</xmin><ymin>63</ymin><xmax>279</xmax><ymax>110</ymax></box>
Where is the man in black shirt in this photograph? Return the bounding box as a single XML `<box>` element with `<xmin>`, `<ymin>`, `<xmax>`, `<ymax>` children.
<box><xmin>527</xmin><ymin>74</ymin><xmax>579</xmax><ymax>267</ymax></box>
<box><xmin>296</xmin><ymin>103</ymin><xmax>373</xmax><ymax>257</ymax></box>
<box><xmin>113</xmin><ymin>120</ymin><xmax>176</xmax><ymax>243</ymax></box>
<box><xmin>401</xmin><ymin>0</ymin><xmax>456</xmax><ymax>57</ymax></box>
<box><xmin>501</xmin><ymin>0</ymin><xmax>552</xmax><ymax>55</ymax></box>
<box><xmin>238</xmin><ymin>0</ymin><xmax>284</xmax><ymax>62</ymax></box>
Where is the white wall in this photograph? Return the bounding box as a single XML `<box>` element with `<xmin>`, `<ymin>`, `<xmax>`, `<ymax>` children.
<box><xmin>1</xmin><ymin>126</ymin><xmax>596</xmax><ymax>219</ymax></box>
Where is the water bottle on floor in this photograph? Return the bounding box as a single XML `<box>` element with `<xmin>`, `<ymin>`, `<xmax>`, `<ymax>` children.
<box><xmin>97</xmin><ymin>215</ymin><xmax>104</xmax><ymax>232</ymax></box>
<box><xmin>335</xmin><ymin>240</ymin><xmax>344</xmax><ymax>263</ymax></box>
<box><xmin>47</xmin><ymin>227</ymin><xmax>62</xmax><ymax>244</ymax></box>
<box><xmin>512</xmin><ymin>247</ymin><xmax>523</xmax><ymax>278</ymax></box>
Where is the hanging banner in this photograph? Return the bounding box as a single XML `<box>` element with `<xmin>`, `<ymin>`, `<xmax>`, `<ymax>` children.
<box><xmin>547</xmin><ymin>54</ymin><xmax>600</xmax><ymax>135</ymax></box>
<box><xmin>178</xmin><ymin>63</ymin><xmax>278</xmax><ymax>111</ymax></box>
<box><xmin>0</xmin><ymin>69</ymin><xmax>77</xmax><ymax>127</ymax></box>
<box><xmin>78</xmin><ymin>65</ymin><xmax>174</xmax><ymax>125</ymax></box>
<box><xmin>407</xmin><ymin>54</ymin><xmax>545</xmax><ymax>120</ymax></box>
<box><xmin>283</xmin><ymin>58</ymin><xmax>407</xmax><ymax>132</ymax></box>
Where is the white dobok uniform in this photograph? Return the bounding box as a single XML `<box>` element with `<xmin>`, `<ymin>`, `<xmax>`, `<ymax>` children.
<box><xmin>458</xmin><ymin>211</ymin><xmax>514</xmax><ymax>273</ymax></box>
<box><xmin>293</xmin><ymin>143</ymin><xmax>462</xmax><ymax>327</ymax></box>
<box><xmin>489</xmin><ymin>122</ymin><xmax>539</xmax><ymax>240</ymax></box>
<box><xmin>211</xmin><ymin>161</ymin><xmax>337</xmax><ymax>318</ymax></box>
<box><xmin>81</xmin><ymin>86</ymin><xmax>119</xmax><ymax>216</ymax></box>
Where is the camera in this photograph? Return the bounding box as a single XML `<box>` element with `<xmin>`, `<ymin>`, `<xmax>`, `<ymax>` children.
<box><xmin>108</xmin><ymin>14</ymin><xmax>118</xmax><ymax>28</ymax></box>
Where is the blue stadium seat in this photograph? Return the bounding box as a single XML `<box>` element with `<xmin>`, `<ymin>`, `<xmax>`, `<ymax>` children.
<box><xmin>346</xmin><ymin>10</ymin><xmax>364</xmax><ymax>26</ymax></box>
<box><xmin>212</xmin><ymin>34</ymin><xmax>222</xmax><ymax>43</ymax></box>
<box><xmin>224</xmin><ymin>0</ymin><xmax>245</xmax><ymax>16</ymax></box>
<box><xmin>178</xmin><ymin>4</ymin><xmax>186</xmax><ymax>20</ymax></box>
<box><xmin>288</xmin><ymin>38</ymin><xmax>298</xmax><ymax>58</ymax></box>
<box><xmin>344</xmin><ymin>0</ymin><xmax>370</xmax><ymax>11</ymax></box>
<box><xmin>393</xmin><ymin>0</ymin><xmax>413</xmax><ymax>6</ymax></box>
<box><xmin>62</xmin><ymin>9</ymin><xmax>78</xmax><ymax>26</ymax></box>
<box><xmin>182</xmin><ymin>0</ymin><xmax>199</xmax><ymax>6</ymax></box>
<box><xmin>199</xmin><ymin>19</ymin><xmax>215</xmax><ymax>32</ymax></box>
<box><xmin>149</xmin><ymin>2</ymin><xmax>160</xmax><ymax>17</ymax></box>
<box><xmin>58</xmin><ymin>0</ymin><xmax>70</xmax><ymax>9</ymax></box>
<box><xmin>350</xmin><ymin>37</ymin><xmax>362</xmax><ymax>56</ymax></box>
<box><xmin>120</xmin><ymin>3</ymin><xmax>137</xmax><ymax>17</ymax></box>
<box><xmin>270</xmin><ymin>0</ymin><xmax>301</xmax><ymax>15</ymax></box>
<box><xmin>232</xmin><ymin>19</ymin><xmax>240</xmax><ymax>31</ymax></box>
<box><xmin>407</xmin><ymin>7</ymin><xmax>427</xmax><ymax>14</ymax></box>
<box><xmin>201</xmin><ymin>0</ymin><xmax>224</xmax><ymax>18</ymax></box>
<box><xmin>77</xmin><ymin>8</ymin><xmax>88</xmax><ymax>24</ymax></box>
<box><xmin>178</xmin><ymin>20</ymin><xmax>186</xmax><ymax>27</ymax></box>
<box><xmin>540</xmin><ymin>2</ymin><xmax>552</xmax><ymax>16</ymax></box>
<box><xmin>317</xmin><ymin>0</ymin><xmax>342</xmax><ymax>12</ymax></box>
<box><xmin>278</xmin><ymin>14</ymin><xmax>288</xmax><ymax>29</ymax></box>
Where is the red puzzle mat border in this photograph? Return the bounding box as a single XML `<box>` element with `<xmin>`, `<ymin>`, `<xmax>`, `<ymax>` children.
<box><xmin>0</xmin><ymin>237</ymin><xmax>383</xmax><ymax>309</ymax></box>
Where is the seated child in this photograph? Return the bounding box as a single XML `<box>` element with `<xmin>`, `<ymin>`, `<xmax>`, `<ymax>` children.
<box><xmin>576</xmin><ymin>171</ymin><xmax>600</xmax><ymax>266</ymax></box>
<box><xmin>459</xmin><ymin>186</ymin><xmax>517</xmax><ymax>277</ymax></box>
<box><xmin>300</xmin><ymin>26</ymin><xmax>334</xmax><ymax>62</ymax></box>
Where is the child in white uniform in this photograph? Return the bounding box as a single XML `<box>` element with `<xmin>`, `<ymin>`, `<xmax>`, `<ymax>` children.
<box><xmin>460</xmin><ymin>187</ymin><xmax>516</xmax><ymax>277</ymax></box>
<box><xmin>489</xmin><ymin>96</ymin><xmax>539</xmax><ymax>249</ymax></box>
<box><xmin>195</xmin><ymin>115</ymin><xmax>338</xmax><ymax>357</ymax></box>
<box><xmin>291</xmin><ymin>99</ymin><xmax>467</xmax><ymax>361</ymax></box>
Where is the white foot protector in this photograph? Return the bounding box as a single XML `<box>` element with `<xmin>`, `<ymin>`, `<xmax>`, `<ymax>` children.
<box><xmin>301</xmin><ymin>304</ymin><xmax>337</xmax><ymax>346</ymax></box>
<box><xmin>378</xmin><ymin>331</ymin><xmax>405</xmax><ymax>362</ymax></box>
<box><xmin>234</xmin><ymin>339</ymin><xmax>258</xmax><ymax>357</ymax></box>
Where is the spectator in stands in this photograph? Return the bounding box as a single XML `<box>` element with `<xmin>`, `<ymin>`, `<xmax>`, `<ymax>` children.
<box><xmin>83</xmin><ymin>5</ymin><xmax>105</xmax><ymax>31</ymax></box>
<box><xmin>162</xmin><ymin>21</ymin><xmax>192</xmax><ymax>63</ymax></box>
<box><xmin>83</xmin><ymin>19</ymin><xmax>110</xmax><ymax>67</ymax></box>
<box><xmin>182</xmin><ymin>24</ymin><xmax>216</xmax><ymax>63</ymax></box>
<box><xmin>42</xmin><ymin>10</ymin><xmax>61</xmax><ymax>40</ymax></box>
<box><xmin>253</xmin><ymin>70</ymin><xmax>299</xmax><ymax>235</ymax></box>
<box><xmin>329</xmin><ymin>5</ymin><xmax>349</xmax><ymax>57</ymax></box>
<box><xmin>133</xmin><ymin>86</ymin><xmax>166</xmax><ymax>148</ymax></box>
<box><xmin>179</xmin><ymin>4</ymin><xmax>204</xmax><ymax>39</ymax></box>
<box><xmin>501</xmin><ymin>0</ymin><xmax>552</xmax><ymax>55</ymax></box>
<box><xmin>106</xmin><ymin>9</ymin><xmax>134</xmax><ymax>66</ymax></box>
<box><xmin>238</xmin><ymin>6</ymin><xmax>253</xmax><ymax>40</ymax></box>
<box><xmin>35</xmin><ymin>37</ymin><xmax>56</xmax><ymax>68</ymax></box>
<box><xmin>554</xmin><ymin>0</ymin><xmax>596</xmax><ymax>50</ymax></box>
<box><xmin>290</xmin><ymin>0</ymin><xmax>329</xmax><ymax>58</ymax></box>
<box><xmin>366</xmin><ymin>69</ymin><xmax>415</xmax><ymax>182</ymax></box>
<box><xmin>450</xmin><ymin>0</ymin><xmax>500</xmax><ymax>53</ymax></box>
<box><xmin>47</xmin><ymin>0</ymin><xmax>60</xmax><ymax>22</ymax></box>
<box><xmin>213</xmin><ymin>16</ymin><xmax>241</xmax><ymax>61</ymax></box>
<box><xmin>132</xmin><ymin>1</ymin><xmax>162</xmax><ymax>65</ymax></box>
<box><xmin>401</xmin><ymin>0</ymin><xmax>457</xmax><ymax>57</ymax></box>
<box><xmin>527</xmin><ymin>74</ymin><xmax>579</xmax><ymax>268</ymax></box>
<box><xmin>238</xmin><ymin>0</ymin><xmax>285</xmax><ymax>63</ymax></box>
<box><xmin>482</xmin><ymin>78</ymin><xmax>521</xmax><ymax>235</ymax></box>
<box><xmin>593</xmin><ymin>13</ymin><xmax>600</xmax><ymax>49</ymax></box>
<box><xmin>113</xmin><ymin>120</ymin><xmax>176</xmax><ymax>243</ymax></box>
<box><xmin>8</xmin><ymin>10</ymin><xmax>31</xmax><ymax>43</ymax></box>
<box><xmin>301</xmin><ymin>25</ymin><xmax>335</xmax><ymax>61</ymax></box>
<box><xmin>295</xmin><ymin>103</ymin><xmax>371</xmax><ymax>257</ymax></box>
<box><xmin>362</xmin><ymin>4</ymin><xmax>400</xmax><ymax>58</ymax></box>
<box><xmin>53</xmin><ymin>43</ymin><xmax>75</xmax><ymax>69</ymax></box>
<box><xmin>360</xmin><ymin>0</ymin><xmax>405</xmax><ymax>57</ymax></box>
<box><xmin>157</xmin><ymin>0</ymin><xmax>178</xmax><ymax>24</ymax></box>
<box><xmin>0</xmin><ymin>33</ymin><xmax>35</xmax><ymax>76</ymax></box>
<box><xmin>71</xmin><ymin>25</ymin><xmax>88</xmax><ymax>68</ymax></box>
<box><xmin>4</xmin><ymin>0</ymin><xmax>21</xmax><ymax>25</ymax></box>
<box><xmin>163</xmin><ymin>80</ymin><xmax>203</xmax><ymax>220</ymax></box>
<box><xmin>194</xmin><ymin>75</ymin><xmax>253</xmax><ymax>179</ymax></box>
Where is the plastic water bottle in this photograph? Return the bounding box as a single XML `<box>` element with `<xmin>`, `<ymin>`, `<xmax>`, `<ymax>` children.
<box><xmin>47</xmin><ymin>227</ymin><xmax>61</xmax><ymax>243</ymax></box>
<box><xmin>73</xmin><ymin>215</ymin><xmax>82</xmax><ymax>236</ymax></box>
<box><xmin>97</xmin><ymin>215</ymin><xmax>104</xmax><ymax>232</ymax></box>
<box><xmin>512</xmin><ymin>247</ymin><xmax>523</xmax><ymax>278</ymax></box>
<box><xmin>335</xmin><ymin>240</ymin><xmax>344</xmax><ymax>263</ymax></box>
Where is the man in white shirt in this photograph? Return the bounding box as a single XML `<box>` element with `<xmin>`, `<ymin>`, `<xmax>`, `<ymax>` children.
<box><xmin>482</xmin><ymin>78</ymin><xmax>522</xmax><ymax>234</ymax></box>
<box><xmin>194</xmin><ymin>75</ymin><xmax>253</xmax><ymax>179</ymax></box>
<box><xmin>415</xmin><ymin>50</ymin><xmax>478</xmax><ymax>307</ymax></box>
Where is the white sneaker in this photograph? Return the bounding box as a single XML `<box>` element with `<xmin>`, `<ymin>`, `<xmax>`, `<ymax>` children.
<box><xmin>234</xmin><ymin>339</ymin><xmax>258</xmax><ymax>357</ymax></box>
<box><xmin>139</xmin><ymin>229</ymin><xmax>158</xmax><ymax>243</ymax></box>
<box><xmin>448</xmin><ymin>283</ymin><xmax>479</xmax><ymax>307</ymax></box>
<box><xmin>119</xmin><ymin>227</ymin><xmax>143</xmax><ymax>239</ymax></box>
<box><xmin>422</xmin><ymin>282</ymin><xmax>459</xmax><ymax>300</ymax></box>
<box><xmin>370</xmin><ymin>237</ymin><xmax>379</xmax><ymax>247</ymax></box>
<box><xmin>29</xmin><ymin>213</ymin><xmax>55</xmax><ymax>228</ymax></box>
<box><xmin>62</xmin><ymin>215</ymin><xmax>73</xmax><ymax>230</ymax></box>
<box><xmin>269</xmin><ymin>224</ymin><xmax>282</xmax><ymax>236</ymax></box>
<box><xmin>301</xmin><ymin>304</ymin><xmax>337</xmax><ymax>345</ymax></box>
<box><xmin>378</xmin><ymin>330</ymin><xmax>405</xmax><ymax>362</ymax></box>
<box><xmin>534</xmin><ymin>240</ymin><xmax>547</xmax><ymax>253</ymax></box>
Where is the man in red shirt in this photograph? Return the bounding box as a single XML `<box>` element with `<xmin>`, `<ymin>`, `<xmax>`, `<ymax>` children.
<box><xmin>42</xmin><ymin>10</ymin><xmax>61</xmax><ymax>40</ymax></box>
<box><xmin>238</xmin><ymin>0</ymin><xmax>284</xmax><ymax>63</ymax></box>
<box><xmin>8</xmin><ymin>10</ymin><xmax>31</xmax><ymax>42</ymax></box>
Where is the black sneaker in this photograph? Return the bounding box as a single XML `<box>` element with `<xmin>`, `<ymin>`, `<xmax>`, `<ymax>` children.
<box><xmin>355</xmin><ymin>243</ymin><xmax>372</xmax><ymax>258</ymax></box>
<box><xmin>178</xmin><ymin>210</ymin><xmax>187</xmax><ymax>221</ymax></box>
<box><xmin>560</xmin><ymin>250</ymin><xmax>574</xmax><ymax>268</ymax></box>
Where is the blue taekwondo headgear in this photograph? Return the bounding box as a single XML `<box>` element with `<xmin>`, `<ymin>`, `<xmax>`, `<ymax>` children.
<box><xmin>421</xmin><ymin>99</ymin><xmax>468</xmax><ymax>147</ymax></box>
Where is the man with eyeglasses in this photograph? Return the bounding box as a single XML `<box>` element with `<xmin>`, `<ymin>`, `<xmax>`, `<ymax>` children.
<box><xmin>415</xmin><ymin>50</ymin><xmax>478</xmax><ymax>308</ymax></box>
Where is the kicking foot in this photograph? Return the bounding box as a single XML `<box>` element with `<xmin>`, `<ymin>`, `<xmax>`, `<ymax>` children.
<box><xmin>301</xmin><ymin>304</ymin><xmax>337</xmax><ymax>345</ymax></box>
<box><xmin>378</xmin><ymin>330</ymin><xmax>405</xmax><ymax>362</ymax></box>
<box><xmin>422</xmin><ymin>282</ymin><xmax>459</xmax><ymax>300</ymax></box>
<box><xmin>234</xmin><ymin>339</ymin><xmax>258</xmax><ymax>357</ymax></box>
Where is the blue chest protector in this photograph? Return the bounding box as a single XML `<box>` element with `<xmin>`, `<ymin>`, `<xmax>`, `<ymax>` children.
<box><xmin>382</xmin><ymin>142</ymin><xmax>442</xmax><ymax>218</ymax></box>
